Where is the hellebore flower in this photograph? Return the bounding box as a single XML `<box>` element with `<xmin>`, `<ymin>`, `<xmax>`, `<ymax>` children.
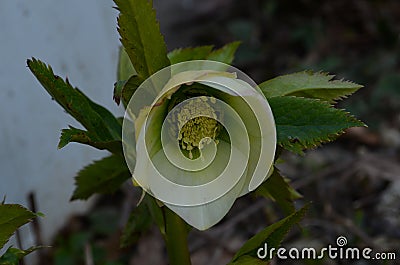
<box><xmin>122</xmin><ymin>60</ymin><xmax>276</xmax><ymax>230</ymax></box>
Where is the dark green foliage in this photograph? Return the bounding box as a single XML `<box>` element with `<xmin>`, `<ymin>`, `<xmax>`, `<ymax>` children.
<box><xmin>71</xmin><ymin>155</ymin><xmax>131</xmax><ymax>200</ymax></box>
<box><xmin>0</xmin><ymin>204</ymin><xmax>38</xmax><ymax>249</ymax></box>
<box><xmin>269</xmin><ymin>96</ymin><xmax>365</xmax><ymax>153</ymax></box>
<box><xmin>256</xmin><ymin>169</ymin><xmax>301</xmax><ymax>215</ymax></box>
<box><xmin>114</xmin><ymin>0</ymin><xmax>170</xmax><ymax>80</ymax></box>
<box><xmin>27</xmin><ymin>58</ymin><xmax>121</xmax><ymax>142</ymax></box>
<box><xmin>230</xmin><ymin>205</ymin><xmax>309</xmax><ymax>263</ymax></box>
<box><xmin>260</xmin><ymin>71</ymin><xmax>363</xmax><ymax>103</ymax></box>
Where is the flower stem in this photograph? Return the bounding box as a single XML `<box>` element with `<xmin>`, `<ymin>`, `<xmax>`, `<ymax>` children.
<box><xmin>163</xmin><ymin>207</ymin><xmax>192</xmax><ymax>265</ymax></box>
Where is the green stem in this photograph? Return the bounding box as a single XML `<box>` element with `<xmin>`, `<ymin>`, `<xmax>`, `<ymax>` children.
<box><xmin>163</xmin><ymin>207</ymin><xmax>192</xmax><ymax>265</ymax></box>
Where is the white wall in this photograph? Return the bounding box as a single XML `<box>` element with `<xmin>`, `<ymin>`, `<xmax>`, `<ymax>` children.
<box><xmin>0</xmin><ymin>0</ymin><xmax>122</xmax><ymax>256</ymax></box>
<box><xmin>0</xmin><ymin>0</ymin><xmax>223</xmax><ymax>262</ymax></box>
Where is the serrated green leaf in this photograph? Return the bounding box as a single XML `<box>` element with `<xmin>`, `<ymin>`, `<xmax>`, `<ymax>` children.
<box><xmin>71</xmin><ymin>155</ymin><xmax>131</xmax><ymax>200</ymax></box>
<box><xmin>58</xmin><ymin>127</ymin><xmax>123</xmax><ymax>156</ymax></box>
<box><xmin>231</xmin><ymin>204</ymin><xmax>309</xmax><ymax>262</ymax></box>
<box><xmin>255</xmin><ymin>169</ymin><xmax>301</xmax><ymax>215</ymax></box>
<box><xmin>229</xmin><ymin>255</ymin><xmax>267</xmax><ymax>265</ymax></box>
<box><xmin>206</xmin><ymin>41</ymin><xmax>241</xmax><ymax>64</ymax></box>
<box><xmin>260</xmin><ymin>71</ymin><xmax>363</xmax><ymax>102</ymax></box>
<box><xmin>114</xmin><ymin>0</ymin><xmax>170</xmax><ymax>80</ymax></box>
<box><xmin>120</xmin><ymin>199</ymin><xmax>152</xmax><ymax>248</ymax></box>
<box><xmin>168</xmin><ymin>45</ymin><xmax>214</xmax><ymax>64</ymax></box>
<box><xmin>27</xmin><ymin>58</ymin><xmax>121</xmax><ymax>142</ymax></box>
<box><xmin>0</xmin><ymin>204</ymin><xmax>37</xmax><ymax>249</ymax></box>
<box><xmin>269</xmin><ymin>96</ymin><xmax>365</xmax><ymax>153</ymax></box>
<box><xmin>0</xmin><ymin>246</ymin><xmax>44</xmax><ymax>265</ymax></box>
<box><xmin>81</xmin><ymin>92</ymin><xmax>122</xmax><ymax>140</ymax></box>
<box><xmin>167</xmin><ymin>42</ymin><xmax>241</xmax><ymax>65</ymax></box>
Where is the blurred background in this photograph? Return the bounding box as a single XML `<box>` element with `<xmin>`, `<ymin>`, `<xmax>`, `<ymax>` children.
<box><xmin>1</xmin><ymin>0</ymin><xmax>399</xmax><ymax>264</ymax></box>
<box><xmin>0</xmin><ymin>0</ymin><xmax>122</xmax><ymax>261</ymax></box>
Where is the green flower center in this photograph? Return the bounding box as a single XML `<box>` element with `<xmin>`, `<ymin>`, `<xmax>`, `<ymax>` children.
<box><xmin>169</xmin><ymin>96</ymin><xmax>221</xmax><ymax>159</ymax></box>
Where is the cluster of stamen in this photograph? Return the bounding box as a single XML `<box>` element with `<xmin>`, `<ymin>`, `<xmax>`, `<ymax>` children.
<box><xmin>169</xmin><ymin>96</ymin><xmax>220</xmax><ymax>159</ymax></box>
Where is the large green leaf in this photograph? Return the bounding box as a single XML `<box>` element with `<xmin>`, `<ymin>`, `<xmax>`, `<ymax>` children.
<box><xmin>269</xmin><ymin>96</ymin><xmax>365</xmax><ymax>153</ymax></box>
<box><xmin>255</xmin><ymin>169</ymin><xmax>301</xmax><ymax>215</ymax></box>
<box><xmin>71</xmin><ymin>155</ymin><xmax>131</xmax><ymax>200</ymax></box>
<box><xmin>0</xmin><ymin>246</ymin><xmax>43</xmax><ymax>265</ymax></box>
<box><xmin>260</xmin><ymin>71</ymin><xmax>363</xmax><ymax>102</ymax></box>
<box><xmin>82</xmin><ymin>91</ymin><xmax>122</xmax><ymax>140</ymax></box>
<box><xmin>27</xmin><ymin>58</ymin><xmax>121</xmax><ymax>141</ymax></box>
<box><xmin>167</xmin><ymin>42</ymin><xmax>241</xmax><ymax>65</ymax></box>
<box><xmin>58</xmin><ymin>127</ymin><xmax>122</xmax><ymax>156</ymax></box>
<box><xmin>0</xmin><ymin>204</ymin><xmax>37</xmax><ymax>249</ymax></box>
<box><xmin>230</xmin><ymin>204</ymin><xmax>309</xmax><ymax>263</ymax></box>
<box><xmin>168</xmin><ymin>45</ymin><xmax>214</xmax><ymax>64</ymax></box>
<box><xmin>114</xmin><ymin>0</ymin><xmax>170</xmax><ymax>80</ymax></box>
<box><xmin>206</xmin><ymin>41</ymin><xmax>241</xmax><ymax>64</ymax></box>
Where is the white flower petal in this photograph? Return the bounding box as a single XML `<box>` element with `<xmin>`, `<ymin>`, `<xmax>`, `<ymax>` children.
<box><xmin>165</xmin><ymin>165</ymin><xmax>247</xmax><ymax>230</ymax></box>
<box><xmin>135</xmin><ymin>137</ymin><xmax>248</xmax><ymax>206</ymax></box>
<box><xmin>197</xmin><ymin>75</ymin><xmax>276</xmax><ymax>194</ymax></box>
